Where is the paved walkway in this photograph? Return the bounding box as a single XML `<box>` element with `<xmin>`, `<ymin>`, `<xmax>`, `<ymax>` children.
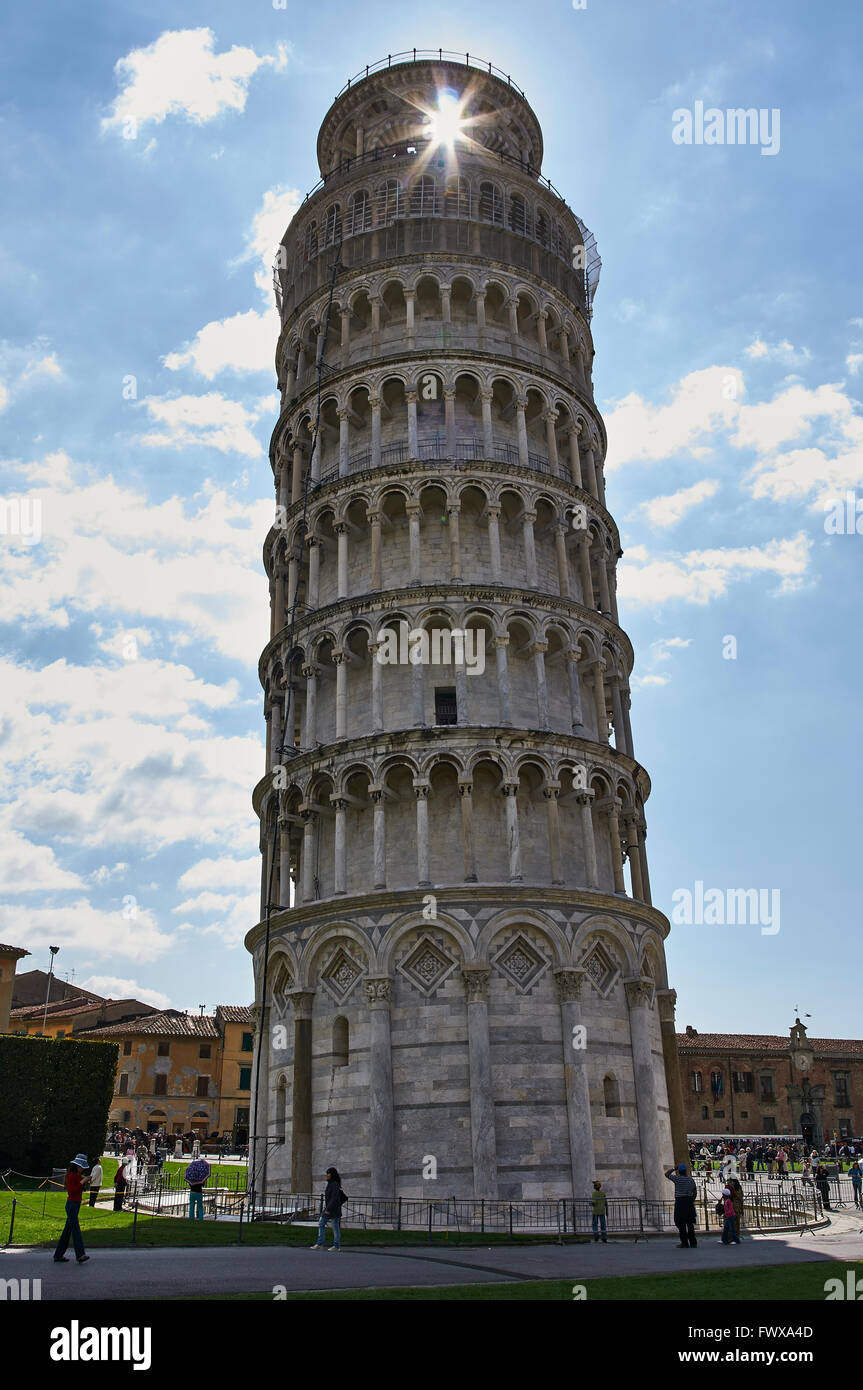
<box><xmin>3</xmin><ymin>1213</ymin><xmax>862</xmax><ymax>1299</ymax></box>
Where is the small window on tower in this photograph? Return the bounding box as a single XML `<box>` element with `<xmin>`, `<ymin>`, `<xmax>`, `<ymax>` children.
<box><xmin>434</xmin><ymin>688</ymin><xmax>457</xmax><ymax>725</ymax></box>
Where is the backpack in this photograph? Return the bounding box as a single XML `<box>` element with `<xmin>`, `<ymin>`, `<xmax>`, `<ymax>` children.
<box><xmin>715</xmin><ymin>1199</ymin><xmax>725</xmax><ymax>1216</ymax></box>
<box><xmin>339</xmin><ymin>1188</ymin><xmax>348</xmax><ymax>1208</ymax></box>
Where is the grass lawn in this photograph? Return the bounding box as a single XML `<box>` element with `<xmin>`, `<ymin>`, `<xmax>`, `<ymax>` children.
<box><xmin>183</xmin><ymin>1261</ymin><xmax>863</xmax><ymax>1301</ymax></box>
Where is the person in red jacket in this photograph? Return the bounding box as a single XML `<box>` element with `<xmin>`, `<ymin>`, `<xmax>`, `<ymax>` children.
<box><xmin>53</xmin><ymin>1154</ymin><xmax>91</xmax><ymax>1264</ymax></box>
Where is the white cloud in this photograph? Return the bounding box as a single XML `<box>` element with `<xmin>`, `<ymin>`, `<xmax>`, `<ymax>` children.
<box><xmin>604</xmin><ymin>367</ymin><xmax>744</xmax><ymax>470</ymax></box>
<box><xmin>179</xmin><ymin>856</ymin><xmax>260</xmax><ymax>893</ymax></box>
<box><xmin>102</xmin><ymin>28</ymin><xmax>289</xmax><ymax>134</ymax></box>
<box><xmin>652</xmin><ymin>637</ymin><xmax>692</xmax><ymax>660</ymax></box>
<box><xmin>744</xmin><ymin>338</ymin><xmax>810</xmax><ymax>367</ymax></box>
<box><xmin>164</xmin><ymin>308</ymin><xmax>278</xmax><ymax>379</ymax></box>
<box><xmin>846</xmin><ymin>353</ymin><xmax>863</xmax><ymax>376</ymax></box>
<box><xmin>137</xmin><ymin>391</ymin><xmax>270</xmax><ymax>456</ymax></box>
<box><xmin>632</xmin><ymin>674</ymin><xmax>670</xmax><ymax>688</ymax></box>
<box><xmin>0</xmin><ymin>829</ymin><xmax>84</xmax><ymax>893</ymax></box>
<box><xmin>618</xmin><ymin>533</ymin><xmax>812</xmax><ymax>606</ymax></box>
<box><xmin>236</xmin><ymin>185</ymin><xmax>303</xmax><ymax>299</ymax></box>
<box><xmin>638</xmin><ymin>479</ymin><xmax>719</xmax><ymax>528</ymax></box>
<box><xmin>90</xmin><ymin>862</ymin><xmax>129</xmax><ymax>885</ymax></box>
<box><xmin>0</xmin><ymin>341</ymin><xmax>64</xmax><ymax>412</ymax></box>
<box><xmin>0</xmin><ymin>900</ymin><xmax>173</xmax><ymax>963</ymax></box>
<box><xmin>80</xmin><ymin>975</ymin><xmax>172</xmax><ymax>1008</ymax></box>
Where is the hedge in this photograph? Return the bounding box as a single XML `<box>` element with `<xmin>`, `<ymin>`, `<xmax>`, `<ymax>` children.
<box><xmin>0</xmin><ymin>1034</ymin><xmax>119</xmax><ymax>1173</ymax></box>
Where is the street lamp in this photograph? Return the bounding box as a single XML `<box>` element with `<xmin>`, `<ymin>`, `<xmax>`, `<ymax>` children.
<box><xmin>41</xmin><ymin>945</ymin><xmax>60</xmax><ymax>1033</ymax></box>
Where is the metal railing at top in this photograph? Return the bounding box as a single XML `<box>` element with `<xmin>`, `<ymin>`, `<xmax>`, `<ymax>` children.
<box><xmin>335</xmin><ymin>51</ymin><xmax>527</xmax><ymax>101</ymax></box>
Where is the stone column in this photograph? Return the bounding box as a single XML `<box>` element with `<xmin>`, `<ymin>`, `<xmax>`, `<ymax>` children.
<box><xmin>278</xmin><ymin>814</ymin><xmax>291</xmax><ymax>909</ymax></box>
<box><xmin>577</xmin><ymin>533</ymin><xmax>594</xmax><ymax>608</ymax></box>
<box><xmin>291</xmin><ymin>445</ymin><xmax>304</xmax><ymax>504</ymax></box>
<box><xmin>368</xmin><ymin>641</ymin><xmax>384</xmax><ymax>732</ymax></box>
<box><xmin>335</xmin><ymin>523</ymin><xmax>349</xmax><ymax>598</ymax></box>
<box><xmin>521</xmin><ymin>509</ymin><xmax>538</xmax><ymax>588</ymax></box>
<box><xmin>300</xmin><ymin>809</ymin><xmax>317</xmax><ymax>903</ymax></box>
<box><xmin>625</xmin><ymin>978</ymin><xmax>666</xmax><ymax>1201</ymax></box>
<box><xmin>444</xmin><ymin>389</ymin><xmax>456</xmax><ymax>457</ymax></box>
<box><xmin>503</xmin><ymin>781</ymin><xmax>522</xmax><ymax>882</ymax></box>
<box><xmin>532</xmin><ymin>640</ymin><xmax>549</xmax><ymax>729</ymax></box>
<box><xmin>494</xmin><ymin>636</ymin><xmax>512</xmax><ymax>724</ymax></box>
<box><xmin>370</xmin><ymin>785</ymin><xmax>386</xmax><ymax>888</ymax></box>
<box><xmin>306</xmin><ymin>539</ymin><xmax>320</xmax><ymax>608</ymax></box>
<box><xmin>475</xmin><ymin>290</ymin><xmax>487</xmax><ymax>335</ymax></box>
<box><xmin>406</xmin><ymin>391</ymin><xmax>418</xmax><ymax>457</ymax></box>
<box><xmin>447</xmin><ymin>504</ymin><xmax>462</xmax><ymax>580</ymax></box>
<box><xmin>608</xmin><ymin>560</ymin><xmax>620</xmax><ymax>624</ymax></box>
<box><xmin>441</xmin><ymin>285</ymin><xmax>452</xmax><ymax>325</ymax></box>
<box><xmin>559</xmin><ymin>326</ymin><xmax>570</xmax><ymax>366</ymax></box>
<box><xmin>302</xmin><ymin>662</ymin><xmax>319</xmax><ymax>747</ymax></box>
<box><xmin>544</xmin><ymin>411</ymin><xmax>559</xmax><ymax>474</ymax></box>
<box><xmin>337</xmin><ymin>409</ymin><xmax>349</xmax><ymax>476</ymax></box>
<box><xmin>370</xmin><ymin>296</ymin><xmax>381</xmax><ymax>342</ymax></box>
<box><xmin>340</xmin><ymin>308</ymin><xmax>351</xmax><ymax>369</ymax></box>
<box><xmin>536</xmin><ymin>309</ymin><xmax>548</xmax><ymax>353</ymax></box>
<box><xmin>622</xmin><ymin>816</ymin><xmax>644</xmax><ymax>901</ymax></box>
<box><xmin>414</xmin><ymin>782</ymin><xmax>431</xmax><ymax>886</ymax></box>
<box><xmin>458</xmin><ymin>778</ymin><xmax>478</xmax><ymax>882</ymax></box>
<box><xmin>331</xmin><ymin>796</ymin><xmax>347</xmax><ymax>895</ymax></box>
<box><xmin>566</xmin><ymin>649</ymin><xmax>584</xmax><ymax>729</ymax></box>
<box><xmin>406</xmin><ymin>504</ymin><xmax>421</xmax><ymax>583</ymax></box>
<box><xmin>411</xmin><ymin>643</ymin><xmax>425</xmax><ymax>726</ymax></box>
<box><xmin>278</xmin><ymin>457</ymin><xmax>290</xmax><ymax>509</ymax></box>
<box><xmin>637</xmin><ymin>828</ymin><xmax>651</xmax><ymax>912</ymax></box>
<box><xmin>585</xmin><ymin>658</ymin><xmax>607</xmax><ymax>742</ymax></box>
<box><xmin>286</xmin><ymin>555</ymin><xmax>299</xmax><ymax>609</ymax></box>
<box><xmin>595</xmin><ymin>454</ymin><xmax>607</xmax><ymax>509</ymax></box>
<box><xmin>480</xmin><ymin>389</ymin><xmax>494</xmax><ymax>458</ymax></box>
<box><xmin>555</xmin><ymin>968</ymin><xmax>595</xmax><ymax>1197</ymax></box>
<box><xmin>544</xmin><ymin>784</ymin><xmax>564</xmax><ymax>884</ymax></box>
<box><xmin>368</xmin><ymin>509</ymin><xmax>382</xmax><ymax>589</ymax></box>
<box><xmin>621</xmin><ymin>685</ymin><xmax>634</xmax><ymax>755</ymax></box>
<box><xmin>657</xmin><ymin>989</ymin><xmax>688</xmax><ymax>1166</ymax></box>
<box><xmin>486</xmin><ymin>505</ymin><xmax>502</xmax><ymax>581</ymax></box>
<box><xmin>366</xmin><ymin>978</ymin><xmax>395</xmax><ymax>1198</ymax></box>
<box><xmin>309</xmin><ymin>422</ymin><xmax>320</xmax><ymax>483</ymax></box>
<box><xmin>600</xmin><ymin>797</ymin><xmax>626</xmax><ymax>894</ymax></box>
<box><xmin>568</xmin><ymin>428</ymin><xmax>582</xmax><ymax>488</ymax></box>
<box><xmin>370</xmin><ymin>394</ymin><xmax>381</xmax><ymax>469</ymax></box>
<box><xmin>273</xmin><ymin>564</ymin><xmax>286</xmax><ymax>632</ymax></box>
<box><xmin>333</xmin><ymin>649</ymin><xmax>349</xmax><ymax>739</ymax></box>
<box><xmin>507</xmin><ymin>297</ymin><xmax>519</xmax><ymax>343</ymax></box>
<box><xmin>611</xmin><ymin>680</ymin><xmax>626</xmax><ymax>753</ymax></box>
<box><xmin>515</xmin><ymin>397</ymin><xmax>529</xmax><ymax>469</ymax></box>
<box><xmin>404</xmin><ymin>290</ymin><xmax>415</xmax><ymax>347</ymax></box>
<box><xmin>285</xmin><ymin>349</ymin><xmax>297</xmax><ymax>398</ymax></box>
<box><xmin>577</xmin><ymin>790</ymin><xmax>599</xmax><ymax>889</ymax></box>
<box><xmin>454</xmin><ymin>651</ymin><xmax>469</xmax><ymax>725</ymax></box>
<box><xmin>462</xmin><ymin>967</ymin><xmax>498</xmax><ymax>1198</ymax></box>
<box><xmin>554</xmin><ymin>525</ymin><xmax>571</xmax><ymax>597</ymax></box>
<box><xmin>596</xmin><ymin>549</ymin><xmax>612</xmax><ymax>613</ymax></box>
<box><xmin>289</xmin><ymin>990</ymin><xmax>314</xmax><ymax>1194</ymax></box>
<box><xmin>582</xmin><ymin>438</ymin><xmax>599</xmax><ymax>500</ymax></box>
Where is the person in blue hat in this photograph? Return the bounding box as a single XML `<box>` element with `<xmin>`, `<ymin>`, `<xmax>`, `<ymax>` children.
<box><xmin>53</xmin><ymin>1154</ymin><xmax>91</xmax><ymax>1264</ymax></box>
<box><xmin>666</xmin><ymin>1162</ymin><xmax>698</xmax><ymax>1248</ymax></box>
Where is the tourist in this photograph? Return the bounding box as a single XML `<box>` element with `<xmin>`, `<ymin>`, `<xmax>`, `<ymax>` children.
<box><xmin>113</xmin><ymin>1161</ymin><xmax>128</xmax><ymax>1212</ymax></box>
<box><xmin>776</xmin><ymin>1144</ymin><xmax>787</xmax><ymax>1181</ymax></box>
<box><xmin>186</xmin><ymin>1173</ymin><xmax>205</xmax><ymax>1220</ymax></box>
<box><xmin>851</xmin><ymin>1160</ymin><xmax>863</xmax><ymax>1209</ymax></box>
<box><xmin>87</xmin><ymin>1156</ymin><xmax>103</xmax><ymax>1207</ymax></box>
<box><xmin>666</xmin><ymin>1163</ymin><xmax>698</xmax><ymax>1248</ymax></box>
<box><xmin>728</xmin><ymin>1178</ymin><xmax>746</xmax><ymax>1241</ymax></box>
<box><xmin>744</xmin><ymin>1147</ymin><xmax>755</xmax><ymax>1181</ymax></box>
<box><xmin>591</xmin><ymin>1181</ymin><xmax>608</xmax><ymax>1243</ymax></box>
<box><xmin>719</xmin><ymin>1187</ymin><xmax>739</xmax><ymax>1245</ymax></box>
<box><xmin>310</xmin><ymin>1166</ymin><xmax>346</xmax><ymax>1251</ymax></box>
<box><xmin>53</xmin><ymin>1154</ymin><xmax>91</xmax><ymax>1264</ymax></box>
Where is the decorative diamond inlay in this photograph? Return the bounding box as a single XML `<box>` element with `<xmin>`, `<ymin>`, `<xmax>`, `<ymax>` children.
<box><xmin>581</xmin><ymin>944</ymin><xmax>618</xmax><ymax>996</ymax></box>
<box><xmin>493</xmin><ymin>934</ymin><xmax>548</xmax><ymax>994</ymax></box>
<box><xmin>397</xmin><ymin>936</ymin><xmax>458</xmax><ymax>997</ymax></box>
<box><xmin>320</xmin><ymin>947</ymin><xmax>365</xmax><ymax>1004</ymax></box>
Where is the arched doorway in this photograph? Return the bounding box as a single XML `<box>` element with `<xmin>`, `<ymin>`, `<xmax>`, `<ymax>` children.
<box><xmin>800</xmin><ymin>1113</ymin><xmax>814</xmax><ymax>1147</ymax></box>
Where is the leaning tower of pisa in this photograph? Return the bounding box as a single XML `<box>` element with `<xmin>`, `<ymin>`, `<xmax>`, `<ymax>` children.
<box><xmin>246</xmin><ymin>52</ymin><xmax>687</xmax><ymax>1202</ymax></box>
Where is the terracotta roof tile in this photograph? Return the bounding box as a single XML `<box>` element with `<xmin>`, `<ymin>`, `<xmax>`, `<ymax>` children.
<box><xmin>677</xmin><ymin>1031</ymin><xmax>863</xmax><ymax>1055</ymax></box>
<box><xmin>215</xmin><ymin>1005</ymin><xmax>254</xmax><ymax>1023</ymax></box>
<box><xmin>79</xmin><ymin>1010</ymin><xmax>219</xmax><ymax>1039</ymax></box>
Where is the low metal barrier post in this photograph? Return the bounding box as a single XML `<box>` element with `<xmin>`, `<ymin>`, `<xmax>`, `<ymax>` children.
<box><xmin>131</xmin><ymin>1200</ymin><xmax>139</xmax><ymax>1246</ymax></box>
<box><xmin>7</xmin><ymin>1197</ymin><xmax>16</xmax><ymax>1245</ymax></box>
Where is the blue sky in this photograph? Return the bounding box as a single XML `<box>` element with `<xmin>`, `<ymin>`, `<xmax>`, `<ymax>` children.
<box><xmin>0</xmin><ymin>1</ymin><xmax>860</xmax><ymax>1034</ymax></box>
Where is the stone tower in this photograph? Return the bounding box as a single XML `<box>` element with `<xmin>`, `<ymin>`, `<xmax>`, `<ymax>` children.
<box><xmin>247</xmin><ymin>51</ymin><xmax>684</xmax><ymax>1201</ymax></box>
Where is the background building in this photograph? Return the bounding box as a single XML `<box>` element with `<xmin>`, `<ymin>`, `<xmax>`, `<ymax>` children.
<box><xmin>0</xmin><ymin>943</ymin><xmax>30</xmax><ymax>1033</ymax></box>
<box><xmin>678</xmin><ymin>1020</ymin><xmax>863</xmax><ymax>1146</ymax></box>
<box><xmin>247</xmin><ymin>52</ymin><xmax>682</xmax><ymax>1201</ymax></box>
<box><xmin>80</xmin><ymin>1006</ymin><xmax>254</xmax><ymax>1142</ymax></box>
